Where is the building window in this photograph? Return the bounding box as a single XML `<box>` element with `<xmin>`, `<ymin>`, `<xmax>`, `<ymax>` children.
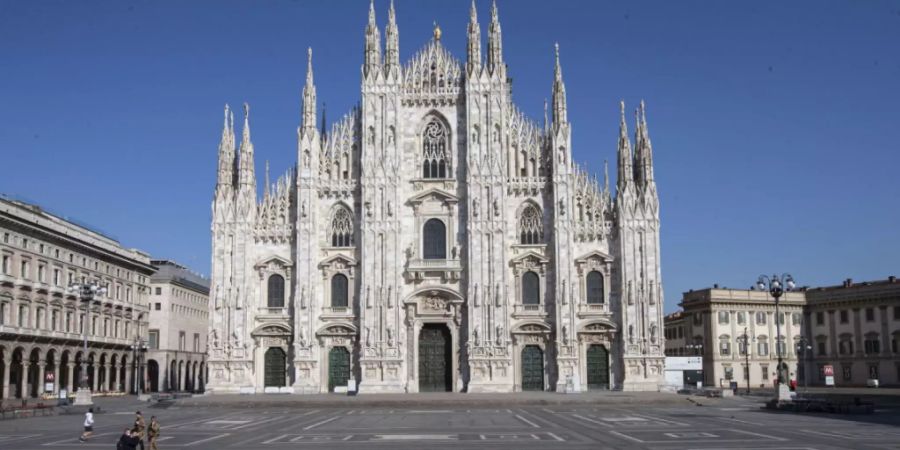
<box><xmin>18</xmin><ymin>305</ymin><xmax>27</xmax><ymax>327</ymax></box>
<box><xmin>865</xmin><ymin>307</ymin><xmax>874</xmax><ymax>322</ymax></box>
<box><xmin>53</xmin><ymin>268</ymin><xmax>60</xmax><ymax>286</ymax></box>
<box><xmin>817</xmin><ymin>341</ymin><xmax>827</xmax><ymax>356</ymax></box>
<box><xmin>329</xmin><ymin>206</ymin><xmax>354</xmax><ymax>247</ymax></box>
<box><xmin>756</xmin><ymin>312</ymin><xmax>766</xmax><ymax>325</ymax></box>
<box><xmin>35</xmin><ymin>308</ymin><xmax>44</xmax><ymax>329</ymax></box>
<box><xmin>693</xmin><ymin>313</ymin><xmax>702</xmax><ymax>325</ymax></box>
<box><xmin>892</xmin><ymin>333</ymin><xmax>899</xmax><ymax>353</ymax></box>
<box><xmin>267</xmin><ymin>274</ymin><xmax>285</xmax><ymax>308</ymax></box>
<box><xmin>65</xmin><ymin>312</ymin><xmax>72</xmax><ymax>332</ymax></box>
<box><xmin>1</xmin><ymin>255</ymin><xmax>9</xmax><ymax>274</ymax></box>
<box><xmin>737</xmin><ymin>311</ymin><xmax>746</xmax><ymax>325</ymax></box>
<box><xmin>776</xmin><ymin>337</ymin><xmax>786</xmax><ymax>356</ymax></box>
<box><xmin>724</xmin><ymin>366</ymin><xmax>734</xmax><ymax>380</ymax></box>
<box><xmin>839</xmin><ymin>310</ymin><xmax>848</xmax><ymax>324</ymax></box>
<box><xmin>522</xmin><ymin>271</ymin><xmax>540</xmax><ymax>305</ymax></box>
<box><xmin>37</xmin><ymin>264</ymin><xmax>45</xmax><ymax>282</ymax></box>
<box><xmin>331</xmin><ymin>274</ymin><xmax>349</xmax><ymax>308</ymax></box>
<box><xmin>761</xmin><ymin>365</ymin><xmax>769</xmax><ymax>380</ymax></box>
<box><xmin>179</xmin><ymin>331</ymin><xmax>186</xmax><ymax>351</ymax></box>
<box><xmin>20</xmin><ymin>260</ymin><xmax>29</xmax><ymax>279</ymax></box>
<box><xmin>757</xmin><ymin>339</ymin><xmax>769</xmax><ymax>356</ymax></box>
<box><xmin>155</xmin><ymin>303</ymin><xmax>161</xmax><ymax>311</ymax></box>
<box><xmin>718</xmin><ymin>311</ymin><xmax>730</xmax><ymax>325</ymax></box>
<box><xmin>518</xmin><ymin>204</ymin><xmax>543</xmax><ymax>245</ymax></box>
<box><xmin>792</xmin><ymin>313</ymin><xmax>801</xmax><ymax>326</ymax></box>
<box><xmin>421</xmin><ymin>117</ymin><xmax>449</xmax><ymax>179</ymax></box>
<box><xmin>894</xmin><ymin>306</ymin><xmax>900</xmax><ymax>320</ymax></box>
<box><xmin>124</xmin><ymin>322</ymin><xmax>130</xmax><ymax>337</ymax></box>
<box><xmin>719</xmin><ymin>335</ymin><xmax>731</xmax><ymax>356</ymax></box>
<box><xmin>155</xmin><ymin>287</ymin><xmax>161</xmax><ymax>295</ymax></box>
<box><xmin>843</xmin><ymin>365</ymin><xmax>852</xmax><ymax>381</ymax></box>
<box><xmin>51</xmin><ymin>310</ymin><xmax>58</xmax><ymax>331</ymax></box>
<box><xmin>868</xmin><ymin>364</ymin><xmax>879</xmax><ymax>380</ymax></box>
<box><xmin>864</xmin><ymin>334</ymin><xmax>881</xmax><ymax>354</ymax></box>
<box><xmin>816</xmin><ymin>311</ymin><xmax>824</xmax><ymax>325</ymax></box>
<box><xmin>148</xmin><ymin>330</ymin><xmax>159</xmax><ymax>349</ymax></box>
<box><xmin>586</xmin><ymin>271</ymin><xmax>604</xmax><ymax>304</ymax></box>
<box><xmin>422</xmin><ymin>219</ymin><xmax>446</xmax><ymax>259</ymax></box>
<box><xmin>194</xmin><ymin>333</ymin><xmax>200</xmax><ymax>352</ymax></box>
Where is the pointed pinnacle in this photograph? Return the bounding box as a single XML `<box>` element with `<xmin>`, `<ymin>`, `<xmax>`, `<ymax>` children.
<box><xmin>554</xmin><ymin>43</ymin><xmax>562</xmax><ymax>79</ymax></box>
<box><xmin>388</xmin><ymin>0</ymin><xmax>396</xmax><ymax>22</ymax></box>
<box><xmin>368</xmin><ymin>0</ymin><xmax>376</xmax><ymax>23</ymax></box>
<box><xmin>242</xmin><ymin>102</ymin><xmax>251</xmax><ymax>139</ymax></box>
<box><xmin>306</xmin><ymin>47</ymin><xmax>314</xmax><ymax>84</ymax></box>
<box><xmin>223</xmin><ymin>104</ymin><xmax>231</xmax><ymax>129</ymax></box>
<box><xmin>604</xmin><ymin>160</ymin><xmax>610</xmax><ymax>189</ymax></box>
<box><xmin>543</xmin><ymin>98</ymin><xmax>549</xmax><ymax>129</ymax></box>
<box><xmin>470</xmin><ymin>0</ymin><xmax>478</xmax><ymax>22</ymax></box>
<box><xmin>491</xmin><ymin>0</ymin><xmax>498</xmax><ymax>21</ymax></box>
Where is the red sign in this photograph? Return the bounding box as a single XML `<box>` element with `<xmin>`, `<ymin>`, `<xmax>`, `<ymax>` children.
<box><xmin>45</xmin><ymin>373</ymin><xmax>55</xmax><ymax>382</ymax></box>
<box><xmin>823</xmin><ymin>365</ymin><xmax>834</xmax><ymax>377</ymax></box>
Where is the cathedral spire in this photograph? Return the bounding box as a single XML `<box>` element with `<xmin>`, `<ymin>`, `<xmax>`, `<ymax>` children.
<box><xmin>301</xmin><ymin>47</ymin><xmax>317</xmax><ymax>136</ymax></box>
<box><xmin>364</xmin><ymin>0</ymin><xmax>382</xmax><ymax>77</ymax></box>
<box><xmin>543</xmin><ymin>98</ymin><xmax>549</xmax><ymax>133</ymax></box>
<box><xmin>634</xmin><ymin>100</ymin><xmax>655</xmax><ymax>186</ymax></box>
<box><xmin>320</xmin><ymin>102</ymin><xmax>327</xmax><ymax>140</ymax></box>
<box><xmin>216</xmin><ymin>104</ymin><xmax>236</xmax><ymax>189</ymax></box>
<box><xmin>466</xmin><ymin>0</ymin><xmax>482</xmax><ymax>76</ymax></box>
<box><xmin>617</xmin><ymin>100</ymin><xmax>633</xmax><ymax>191</ymax></box>
<box><xmin>384</xmin><ymin>0</ymin><xmax>400</xmax><ymax>77</ymax></box>
<box><xmin>264</xmin><ymin>160</ymin><xmax>270</xmax><ymax>198</ymax></box>
<box><xmin>552</xmin><ymin>43</ymin><xmax>567</xmax><ymax>129</ymax></box>
<box><xmin>487</xmin><ymin>0</ymin><xmax>504</xmax><ymax>76</ymax></box>
<box><xmin>238</xmin><ymin>102</ymin><xmax>256</xmax><ymax>189</ymax></box>
<box><xmin>604</xmin><ymin>159</ymin><xmax>610</xmax><ymax>193</ymax></box>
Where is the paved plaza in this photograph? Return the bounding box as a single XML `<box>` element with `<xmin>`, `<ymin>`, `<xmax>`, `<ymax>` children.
<box><xmin>0</xmin><ymin>393</ymin><xmax>898</xmax><ymax>449</ymax></box>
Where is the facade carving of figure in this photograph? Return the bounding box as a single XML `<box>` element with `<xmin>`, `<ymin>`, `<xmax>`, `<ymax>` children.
<box><xmin>207</xmin><ymin>3</ymin><xmax>665</xmax><ymax>394</ymax></box>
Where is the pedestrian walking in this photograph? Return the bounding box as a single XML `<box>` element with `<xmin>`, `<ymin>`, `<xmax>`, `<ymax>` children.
<box><xmin>133</xmin><ymin>411</ymin><xmax>146</xmax><ymax>450</ymax></box>
<box><xmin>78</xmin><ymin>407</ymin><xmax>94</xmax><ymax>442</ymax></box>
<box><xmin>147</xmin><ymin>416</ymin><xmax>161</xmax><ymax>450</ymax></box>
<box><xmin>117</xmin><ymin>428</ymin><xmax>141</xmax><ymax>450</ymax></box>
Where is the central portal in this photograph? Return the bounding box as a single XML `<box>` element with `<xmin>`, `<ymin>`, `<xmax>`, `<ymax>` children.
<box><xmin>418</xmin><ymin>324</ymin><xmax>452</xmax><ymax>392</ymax></box>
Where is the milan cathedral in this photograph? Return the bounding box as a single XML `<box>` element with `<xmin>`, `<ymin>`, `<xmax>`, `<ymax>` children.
<box><xmin>207</xmin><ymin>1</ymin><xmax>665</xmax><ymax>394</ymax></box>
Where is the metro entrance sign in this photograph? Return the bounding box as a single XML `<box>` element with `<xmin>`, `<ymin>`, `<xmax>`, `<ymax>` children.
<box><xmin>823</xmin><ymin>364</ymin><xmax>835</xmax><ymax>386</ymax></box>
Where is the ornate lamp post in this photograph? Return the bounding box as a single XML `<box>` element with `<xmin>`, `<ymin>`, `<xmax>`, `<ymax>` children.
<box><xmin>686</xmin><ymin>343</ymin><xmax>703</xmax><ymax>356</ymax></box>
<box><xmin>67</xmin><ymin>280</ymin><xmax>107</xmax><ymax>406</ymax></box>
<box><xmin>738</xmin><ymin>327</ymin><xmax>755</xmax><ymax>395</ymax></box>
<box><xmin>795</xmin><ymin>338</ymin><xmax>812</xmax><ymax>399</ymax></box>
<box><xmin>756</xmin><ymin>273</ymin><xmax>795</xmax><ymax>401</ymax></box>
<box><xmin>131</xmin><ymin>337</ymin><xmax>149</xmax><ymax>399</ymax></box>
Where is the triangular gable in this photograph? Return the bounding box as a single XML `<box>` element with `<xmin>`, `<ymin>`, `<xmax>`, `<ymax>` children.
<box><xmin>318</xmin><ymin>253</ymin><xmax>358</xmax><ymax>268</ymax></box>
<box><xmin>254</xmin><ymin>254</ymin><xmax>292</xmax><ymax>269</ymax></box>
<box><xmin>575</xmin><ymin>250</ymin><xmax>613</xmax><ymax>264</ymax></box>
<box><xmin>407</xmin><ymin>188</ymin><xmax>459</xmax><ymax>205</ymax></box>
<box><xmin>510</xmin><ymin>250</ymin><xmax>549</xmax><ymax>265</ymax></box>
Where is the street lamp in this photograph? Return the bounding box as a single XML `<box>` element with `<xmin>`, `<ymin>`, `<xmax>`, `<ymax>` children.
<box><xmin>67</xmin><ymin>280</ymin><xmax>108</xmax><ymax>406</ymax></box>
<box><xmin>795</xmin><ymin>338</ymin><xmax>812</xmax><ymax>399</ymax></box>
<box><xmin>738</xmin><ymin>327</ymin><xmax>755</xmax><ymax>395</ymax></box>
<box><xmin>686</xmin><ymin>343</ymin><xmax>703</xmax><ymax>356</ymax></box>
<box><xmin>756</xmin><ymin>273</ymin><xmax>795</xmax><ymax>401</ymax></box>
<box><xmin>131</xmin><ymin>337</ymin><xmax>148</xmax><ymax>399</ymax></box>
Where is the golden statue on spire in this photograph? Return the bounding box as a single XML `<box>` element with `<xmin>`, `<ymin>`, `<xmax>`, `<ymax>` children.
<box><xmin>433</xmin><ymin>21</ymin><xmax>442</xmax><ymax>41</ymax></box>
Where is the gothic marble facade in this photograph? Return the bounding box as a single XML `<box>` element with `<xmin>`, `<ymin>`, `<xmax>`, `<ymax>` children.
<box><xmin>207</xmin><ymin>1</ymin><xmax>665</xmax><ymax>394</ymax></box>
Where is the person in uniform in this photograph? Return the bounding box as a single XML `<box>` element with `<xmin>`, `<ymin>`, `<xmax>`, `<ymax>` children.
<box><xmin>133</xmin><ymin>410</ymin><xmax>146</xmax><ymax>450</ymax></box>
<box><xmin>147</xmin><ymin>416</ymin><xmax>161</xmax><ymax>450</ymax></box>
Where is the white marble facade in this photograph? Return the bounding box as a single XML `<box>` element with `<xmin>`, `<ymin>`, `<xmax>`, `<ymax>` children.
<box><xmin>206</xmin><ymin>1</ymin><xmax>665</xmax><ymax>394</ymax></box>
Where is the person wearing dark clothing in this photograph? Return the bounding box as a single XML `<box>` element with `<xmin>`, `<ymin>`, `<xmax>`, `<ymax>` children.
<box><xmin>117</xmin><ymin>429</ymin><xmax>141</xmax><ymax>450</ymax></box>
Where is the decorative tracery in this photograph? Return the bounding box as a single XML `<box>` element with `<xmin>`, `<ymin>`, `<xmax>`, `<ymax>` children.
<box><xmin>330</xmin><ymin>206</ymin><xmax>353</xmax><ymax>247</ymax></box>
<box><xmin>519</xmin><ymin>204</ymin><xmax>543</xmax><ymax>244</ymax></box>
<box><xmin>422</xmin><ymin>119</ymin><xmax>450</xmax><ymax>178</ymax></box>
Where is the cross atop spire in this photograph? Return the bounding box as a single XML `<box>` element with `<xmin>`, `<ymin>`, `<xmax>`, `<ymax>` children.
<box><xmin>238</xmin><ymin>102</ymin><xmax>256</xmax><ymax>188</ymax></box>
<box><xmin>364</xmin><ymin>0</ymin><xmax>381</xmax><ymax>77</ymax></box>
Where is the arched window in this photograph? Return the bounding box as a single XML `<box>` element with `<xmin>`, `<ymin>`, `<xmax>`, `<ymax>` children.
<box><xmin>330</xmin><ymin>206</ymin><xmax>353</xmax><ymax>247</ymax></box>
<box><xmin>586</xmin><ymin>271</ymin><xmax>604</xmax><ymax>304</ymax></box>
<box><xmin>267</xmin><ymin>275</ymin><xmax>285</xmax><ymax>308</ymax></box>
<box><xmin>518</xmin><ymin>204</ymin><xmax>542</xmax><ymax>245</ymax></box>
<box><xmin>422</xmin><ymin>118</ymin><xmax>449</xmax><ymax>179</ymax></box>
<box><xmin>522</xmin><ymin>271</ymin><xmax>540</xmax><ymax>305</ymax></box>
<box><xmin>331</xmin><ymin>274</ymin><xmax>348</xmax><ymax>308</ymax></box>
<box><xmin>422</xmin><ymin>219</ymin><xmax>446</xmax><ymax>259</ymax></box>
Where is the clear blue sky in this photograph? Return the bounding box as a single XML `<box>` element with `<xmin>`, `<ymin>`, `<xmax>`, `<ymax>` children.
<box><xmin>2</xmin><ymin>1</ymin><xmax>898</xmax><ymax>313</ymax></box>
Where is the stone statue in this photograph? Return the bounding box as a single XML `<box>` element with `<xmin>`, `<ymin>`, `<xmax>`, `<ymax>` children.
<box><xmin>365</xmin><ymin>327</ymin><xmax>372</xmax><ymax>347</ymax></box>
<box><xmin>496</xmin><ymin>325</ymin><xmax>504</xmax><ymax>345</ymax></box>
<box><xmin>473</xmin><ymin>326</ymin><xmax>480</xmax><ymax>346</ymax></box>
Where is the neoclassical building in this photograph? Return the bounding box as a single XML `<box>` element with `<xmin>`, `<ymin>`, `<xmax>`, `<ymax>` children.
<box><xmin>207</xmin><ymin>1</ymin><xmax>665</xmax><ymax>394</ymax></box>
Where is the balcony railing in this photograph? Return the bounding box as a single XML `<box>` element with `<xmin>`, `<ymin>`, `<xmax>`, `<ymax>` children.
<box><xmin>513</xmin><ymin>304</ymin><xmax>547</xmax><ymax>317</ymax></box>
<box><xmin>257</xmin><ymin>307</ymin><xmax>289</xmax><ymax>316</ymax></box>
<box><xmin>406</xmin><ymin>258</ymin><xmax>462</xmax><ymax>280</ymax></box>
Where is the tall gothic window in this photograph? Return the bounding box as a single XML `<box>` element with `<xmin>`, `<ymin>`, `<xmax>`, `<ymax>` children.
<box><xmin>330</xmin><ymin>206</ymin><xmax>353</xmax><ymax>247</ymax></box>
<box><xmin>422</xmin><ymin>218</ymin><xmax>446</xmax><ymax>259</ymax></box>
<box><xmin>522</xmin><ymin>271</ymin><xmax>540</xmax><ymax>305</ymax></box>
<box><xmin>267</xmin><ymin>274</ymin><xmax>285</xmax><ymax>308</ymax></box>
<box><xmin>422</xmin><ymin>118</ymin><xmax>449</xmax><ymax>179</ymax></box>
<box><xmin>586</xmin><ymin>271</ymin><xmax>604</xmax><ymax>304</ymax></box>
<box><xmin>519</xmin><ymin>204</ymin><xmax>543</xmax><ymax>245</ymax></box>
<box><xmin>331</xmin><ymin>274</ymin><xmax>348</xmax><ymax>308</ymax></box>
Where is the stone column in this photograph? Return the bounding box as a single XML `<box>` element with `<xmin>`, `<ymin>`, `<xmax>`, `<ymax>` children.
<box><xmin>1</xmin><ymin>355</ymin><xmax>11</xmax><ymax>400</ymax></box>
<box><xmin>91</xmin><ymin>365</ymin><xmax>98</xmax><ymax>392</ymax></box>
<box><xmin>52</xmin><ymin>363</ymin><xmax>60</xmax><ymax>395</ymax></box>
<box><xmin>22</xmin><ymin>362</ymin><xmax>31</xmax><ymax>398</ymax></box>
<box><xmin>37</xmin><ymin>362</ymin><xmax>46</xmax><ymax>396</ymax></box>
<box><xmin>178</xmin><ymin>363</ymin><xmax>185</xmax><ymax>392</ymax></box>
<box><xmin>111</xmin><ymin>364</ymin><xmax>118</xmax><ymax>392</ymax></box>
<box><xmin>125</xmin><ymin>365</ymin><xmax>133</xmax><ymax>394</ymax></box>
<box><xmin>66</xmin><ymin>363</ymin><xmax>74</xmax><ymax>393</ymax></box>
